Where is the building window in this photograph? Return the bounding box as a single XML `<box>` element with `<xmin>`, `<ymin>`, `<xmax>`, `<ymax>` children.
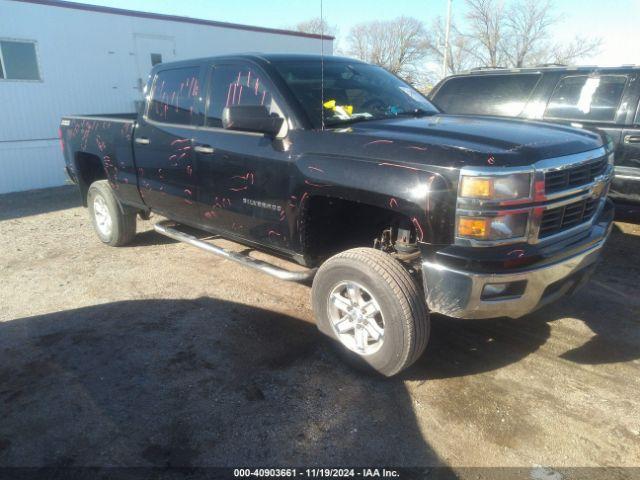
<box><xmin>150</xmin><ymin>53</ymin><xmax>162</xmax><ymax>66</ymax></box>
<box><xmin>0</xmin><ymin>40</ymin><xmax>41</xmax><ymax>80</ymax></box>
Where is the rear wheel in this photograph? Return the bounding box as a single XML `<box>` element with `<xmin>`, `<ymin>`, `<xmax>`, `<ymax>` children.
<box><xmin>87</xmin><ymin>180</ymin><xmax>136</xmax><ymax>246</ymax></box>
<box><xmin>312</xmin><ymin>247</ymin><xmax>429</xmax><ymax>376</ymax></box>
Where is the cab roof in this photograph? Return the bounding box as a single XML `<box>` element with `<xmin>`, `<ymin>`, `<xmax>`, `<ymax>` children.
<box><xmin>153</xmin><ymin>54</ymin><xmax>365</xmax><ymax>71</ymax></box>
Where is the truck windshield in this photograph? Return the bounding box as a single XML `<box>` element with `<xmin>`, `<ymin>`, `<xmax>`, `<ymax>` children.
<box><xmin>272</xmin><ymin>60</ymin><xmax>438</xmax><ymax>128</ymax></box>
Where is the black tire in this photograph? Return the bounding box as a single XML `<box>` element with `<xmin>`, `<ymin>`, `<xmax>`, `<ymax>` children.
<box><xmin>87</xmin><ymin>180</ymin><xmax>136</xmax><ymax>246</ymax></box>
<box><xmin>312</xmin><ymin>247</ymin><xmax>429</xmax><ymax>376</ymax></box>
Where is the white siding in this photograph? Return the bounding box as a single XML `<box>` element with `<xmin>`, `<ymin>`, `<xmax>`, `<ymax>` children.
<box><xmin>0</xmin><ymin>141</ymin><xmax>65</xmax><ymax>193</ymax></box>
<box><xmin>0</xmin><ymin>0</ymin><xmax>333</xmax><ymax>193</ymax></box>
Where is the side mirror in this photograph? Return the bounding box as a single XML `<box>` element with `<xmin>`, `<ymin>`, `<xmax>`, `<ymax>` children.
<box><xmin>222</xmin><ymin>105</ymin><xmax>284</xmax><ymax>136</ymax></box>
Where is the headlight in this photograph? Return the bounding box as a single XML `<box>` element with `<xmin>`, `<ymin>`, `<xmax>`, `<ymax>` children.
<box><xmin>459</xmin><ymin>173</ymin><xmax>532</xmax><ymax>201</ymax></box>
<box><xmin>457</xmin><ymin>212</ymin><xmax>529</xmax><ymax>241</ymax></box>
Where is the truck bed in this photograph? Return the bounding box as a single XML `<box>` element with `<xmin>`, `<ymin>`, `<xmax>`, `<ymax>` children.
<box><xmin>60</xmin><ymin>113</ymin><xmax>143</xmax><ymax>209</ymax></box>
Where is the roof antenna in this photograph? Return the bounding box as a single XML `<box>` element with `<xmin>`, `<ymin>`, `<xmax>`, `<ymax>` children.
<box><xmin>320</xmin><ymin>0</ymin><xmax>325</xmax><ymax>131</ymax></box>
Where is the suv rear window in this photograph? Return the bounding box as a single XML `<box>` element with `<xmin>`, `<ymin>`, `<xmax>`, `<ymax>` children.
<box><xmin>544</xmin><ymin>75</ymin><xmax>627</xmax><ymax>122</ymax></box>
<box><xmin>431</xmin><ymin>74</ymin><xmax>540</xmax><ymax>116</ymax></box>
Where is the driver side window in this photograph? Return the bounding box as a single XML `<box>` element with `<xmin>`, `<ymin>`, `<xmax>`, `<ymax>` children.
<box><xmin>205</xmin><ymin>64</ymin><xmax>283</xmax><ymax>128</ymax></box>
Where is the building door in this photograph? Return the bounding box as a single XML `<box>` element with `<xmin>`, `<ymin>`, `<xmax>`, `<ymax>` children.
<box><xmin>134</xmin><ymin>34</ymin><xmax>176</xmax><ymax>92</ymax></box>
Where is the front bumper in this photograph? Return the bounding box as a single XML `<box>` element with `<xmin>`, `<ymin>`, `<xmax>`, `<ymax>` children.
<box><xmin>421</xmin><ymin>207</ymin><xmax>613</xmax><ymax>319</ymax></box>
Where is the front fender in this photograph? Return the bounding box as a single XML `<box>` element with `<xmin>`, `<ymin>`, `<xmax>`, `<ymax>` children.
<box><xmin>292</xmin><ymin>153</ymin><xmax>456</xmax><ymax>244</ymax></box>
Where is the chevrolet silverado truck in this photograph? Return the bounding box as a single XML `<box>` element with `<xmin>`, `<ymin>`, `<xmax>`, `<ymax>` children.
<box><xmin>60</xmin><ymin>54</ymin><xmax>615</xmax><ymax>376</ymax></box>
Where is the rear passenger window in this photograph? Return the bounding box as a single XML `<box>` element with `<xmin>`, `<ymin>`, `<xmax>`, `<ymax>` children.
<box><xmin>147</xmin><ymin>67</ymin><xmax>201</xmax><ymax>125</ymax></box>
<box><xmin>205</xmin><ymin>64</ymin><xmax>282</xmax><ymax>128</ymax></box>
<box><xmin>432</xmin><ymin>74</ymin><xmax>540</xmax><ymax>116</ymax></box>
<box><xmin>545</xmin><ymin>75</ymin><xmax>627</xmax><ymax>122</ymax></box>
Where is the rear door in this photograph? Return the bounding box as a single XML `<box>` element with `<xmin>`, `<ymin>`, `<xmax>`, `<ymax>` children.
<box><xmin>619</xmin><ymin>78</ymin><xmax>640</xmax><ymax>172</ymax></box>
<box><xmin>616</xmin><ymin>99</ymin><xmax>640</xmax><ymax>201</ymax></box>
<box><xmin>542</xmin><ymin>73</ymin><xmax>632</xmax><ymax>147</ymax></box>
<box><xmin>133</xmin><ymin>64</ymin><xmax>205</xmax><ymax>223</ymax></box>
<box><xmin>542</xmin><ymin>72</ymin><xmax>640</xmax><ymax>202</ymax></box>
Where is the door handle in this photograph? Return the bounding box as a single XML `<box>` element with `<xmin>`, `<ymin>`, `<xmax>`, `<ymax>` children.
<box><xmin>135</xmin><ymin>137</ymin><xmax>150</xmax><ymax>145</ymax></box>
<box><xmin>194</xmin><ymin>145</ymin><xmax>215</xmax><ymax>154</ymax></box>
<box><xmin>624</xmin><ymin>135</ymin><xmax>640</xmax><ymax>144</ymax></box>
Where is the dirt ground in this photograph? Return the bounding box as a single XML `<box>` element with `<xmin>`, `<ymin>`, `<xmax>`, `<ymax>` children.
<box><xmin>0</xmin><ymin>186</ymin><xmax>639</xmax><ymax>475</ymax></box>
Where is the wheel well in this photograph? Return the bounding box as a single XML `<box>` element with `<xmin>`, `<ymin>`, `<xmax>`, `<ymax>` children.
<box><xmin>302</xmin><ymin>196</ymin><xmax>417</xmax><ymax>264</ymax></box>
<box><xmin>74</xmin><ymin>152</ymin><xmax>106</xmax><ymax>206</ymax></box>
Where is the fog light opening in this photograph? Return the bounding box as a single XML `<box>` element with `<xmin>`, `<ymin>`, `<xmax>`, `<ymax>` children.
<box><xmin>481</xmin><ymin>280</ymin><xmax>527</xmax><ymax>300</ymax></box>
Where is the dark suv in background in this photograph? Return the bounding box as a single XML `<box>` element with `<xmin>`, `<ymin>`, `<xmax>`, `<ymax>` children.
<box><xmin>430</xmin><ymin>66</ymin><xmax>640</xmax><ymax>206</ymax></box>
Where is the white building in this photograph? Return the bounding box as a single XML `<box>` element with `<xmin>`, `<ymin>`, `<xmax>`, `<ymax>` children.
<box><xmin>0</xmin><ymin>0</ymin><xmax>333</xmax><ymax>193</ymax></box>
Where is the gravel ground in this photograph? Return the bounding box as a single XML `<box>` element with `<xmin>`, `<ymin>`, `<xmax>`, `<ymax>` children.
<box><xmin>0</xmin><ymin>186</ymin><xmax>639</xmax><ymax>475</ymax></box>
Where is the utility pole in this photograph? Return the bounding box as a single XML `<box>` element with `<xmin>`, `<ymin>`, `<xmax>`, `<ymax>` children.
<box><xmin>442</xmin><ymin>0</ymin><xmax>452</xmax><ymax>78</ymax></box>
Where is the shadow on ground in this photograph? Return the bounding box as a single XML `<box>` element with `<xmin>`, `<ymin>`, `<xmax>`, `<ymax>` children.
<box><xmin>129</xmin><ymin>228</ymin><xmax>179</xmax><ymax>247</ymax></box>
<box><xmin>404</xmin><ymin>313</ymin><xmax>551</xmax><ymax>380</ymax></box>
<box><xmin>546</xmin><ymin>224</ymin><xmax>640</xmax><ymax>365</ymax></box>
<box><xmin>614</xmin><ymin>202</ymin><xmax>640</xmax><ymax>224</ymax></box>
<box><xmin>4</xmin><ymin>296</ymin><xmax>635</xmax><ymax>469</ymax></box>
<box><xmin>0</xmin><ymin>186</ymin><xmax>80</xmax><ymax>221</ymax></box>
<box><xmin>0</xmin><ymin>298</ymin><xmax>449</xmax><ymax>470</ymax></box>
<box><xmin>405</xmin><ymin>224</ymin><xmax>640</xmax><ymax>379</ymax></box>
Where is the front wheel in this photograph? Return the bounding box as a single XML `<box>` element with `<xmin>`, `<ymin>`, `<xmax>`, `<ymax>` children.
<box><xmin>87</xmin><ymin>180</ymin><xmax>136</xmax><ymax>246</ymax></box>
<box><xmin>312</xmin><ymin>248</ymin><xmax>429</xmax><ymax>376</ymax></box>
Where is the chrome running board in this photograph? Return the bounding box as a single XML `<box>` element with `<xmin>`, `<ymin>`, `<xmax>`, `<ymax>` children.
<box><xmin>153</xmin><ymin>220</ymin><xmax>316</xmax><ymax>282</ymax></box>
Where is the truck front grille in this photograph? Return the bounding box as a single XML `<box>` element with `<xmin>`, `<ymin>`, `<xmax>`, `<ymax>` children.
<box><xmin>539</xmin><ymin>197</ymin><xmax>599</xmax><ymax>238</ymax></box>
<box><xmin>545</xmin><ymin>156</ymin><xmax>607</xmax><ymax>194</ymax></box>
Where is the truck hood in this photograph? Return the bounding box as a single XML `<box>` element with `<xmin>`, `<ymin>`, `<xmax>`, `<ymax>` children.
<box><xmin>342</xmin><ymin>114</ymin><xmax>605</xmax><ymax>168</ymax></box>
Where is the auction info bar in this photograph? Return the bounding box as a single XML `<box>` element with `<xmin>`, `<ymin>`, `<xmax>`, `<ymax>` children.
<box><xmin>1</xmin><ymin>468</ymin><xmax>640</xmax><ymax>479</ymax></box>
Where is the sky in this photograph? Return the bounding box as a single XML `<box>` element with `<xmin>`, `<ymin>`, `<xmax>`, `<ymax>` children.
<box><xmin>64</xmin><ymin>0</ymin><xmax>640</xmax><ymax>67</ymax></box>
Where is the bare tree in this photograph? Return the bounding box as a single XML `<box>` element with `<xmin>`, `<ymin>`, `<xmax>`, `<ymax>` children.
<box><xmin>294</xmin><ymin>17</ymin><xmax>337</xmax><ymax>37</ymax></box>
<box><xmin>465</xmin><ymin>0</ymin><xmax>507</xmax><ymax>67</ymax></box>
<box><xmin>425</xmin><ymin>16</ymin><xmax>475</xmax><ymax>74</ymax></box>
<box><xmin>503</xmin><ymin>0</ymin><xmax>557</xmax><ymax>67</ymax></box>
<box><xmin>463</xmin><ymin>0</ymin><xmax>602</xmax><ymax>69</ymax></box>
<box><xmin>550</xmin><ymin>35</ymin><xmax>603</xmax><ymax>65</ymax></box>
<box><xmin>347</xmin><ymin>16</ymin><xmax>431</xmax><ymax>86</ymax></box>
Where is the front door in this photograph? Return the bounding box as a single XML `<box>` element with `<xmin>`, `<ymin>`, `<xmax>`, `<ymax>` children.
<box><xmin>133</xmin><ymin>64</ymin><xmax>204</xmax><ymax>223</ymax></box>
<box><xmin>192</xmin><ymin>62</ymin><xmax>294</xmax><ymax>252</ymax></box>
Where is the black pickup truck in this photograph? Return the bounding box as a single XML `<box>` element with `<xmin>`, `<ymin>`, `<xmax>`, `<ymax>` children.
<box><xmin>60</xmin><ymin>54</ymin><xmax>615</xmax><ymax>376</ymax></box>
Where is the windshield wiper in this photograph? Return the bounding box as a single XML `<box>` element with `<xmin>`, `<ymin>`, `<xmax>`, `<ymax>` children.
<box><xmin>324</xmin><ymin>116</ymin><xmax>378</xmax><ymax>127</ymax></box>
<box><xmin>324</xmin><ymin>108</ymin><xmax>436</xmax><ymax>127</ymax></box>
<box><xmin>395</xmin><ymin>108</ymin><xmax>436</xmax><ymax>118</ymax></box>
